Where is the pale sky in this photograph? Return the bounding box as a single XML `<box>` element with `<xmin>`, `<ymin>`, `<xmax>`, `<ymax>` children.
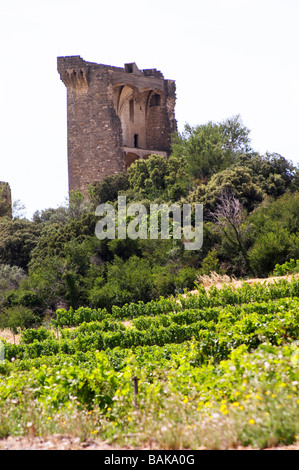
<box><xmin>1</xmin><ymin>0</ymin><xmax>298</xmax><ymax>218</ymax></box>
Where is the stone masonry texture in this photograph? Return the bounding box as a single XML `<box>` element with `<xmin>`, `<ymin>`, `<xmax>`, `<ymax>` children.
<box><xmin>57</xmin><ymin>56</ymin><xmax>177</xmax><ymax>194</ymax></box>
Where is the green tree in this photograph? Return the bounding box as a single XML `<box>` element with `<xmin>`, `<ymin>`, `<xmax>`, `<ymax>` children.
<box><xmin>88</xmin><ymin>173</ymin><xmax>129</xmax><ymax>206</ymax></box>
<box><xmin>187</xmin><ymin>166</ymin><xmax>264</xmax><ymax>213</ymax></box>
<box><xmin>248</xmin><ymin>192</ymin><xmax>299</xmax><ymax>276</ymax></box>
<box><xmin>28</xmin><ymin>213</ymin><xmax>99</xmax><ymax>271</ymax></box>
<box><xmin>0</xmin><ymin>219</ymin><xmax>42</xmax><ymax>270</ymax></box>
<box><xmin>0</xmin><ymin>264</ymin><xmax>26</xmax><ymax>293</ymax></box>
<box><xmin>0</xmin><ymin>183</ymin><xmax>12</xmax><ymax>219</ymax></box>
<box><xmin>174</xmin><ymin>266</ymin><xmax>197</xmax><ymax>292</ymax></box>
<box><xmin>198</xmin><ymin>249</ymin><xmax>224</xmax><ymax>276</ymax></box>
<box><xmin>248</xmin><ymin>227</ymin><xmax>298</xmax><ymax>277</ymax></box>
<box><xmin>89</xmin><ymin>255</ymin><xmax>154</xmax><ymax>310</ymax></box>
<box><xmin>172</xmin><ymin>114</ymin><xmax>252</xmax><ymax>182</ymax></box>
<box><xmin>236</xmin><ymin>152</ymin><xmax>297</xmax><ymax>197</ymax></box>
<box><xmin>0</xmin><ymin>306</ymin><xmax>37</xmax><ymax>343</ymax></box>
<box><xmin>126</xmin><ymin>154</ymin><xmax>190</xmax><ymax>202</ymax></box>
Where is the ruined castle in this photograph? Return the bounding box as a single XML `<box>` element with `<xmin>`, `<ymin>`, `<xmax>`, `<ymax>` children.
<box><xmin>57</xmin><ymin>56</ymin><xmax>177</xmax><ymax>194</ymax></box>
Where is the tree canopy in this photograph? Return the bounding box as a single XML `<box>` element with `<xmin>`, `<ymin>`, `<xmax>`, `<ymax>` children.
<box><xmin>0</xmin><ymin>114</ymin><xmax>298</xmax><ymax>328</ymax></box>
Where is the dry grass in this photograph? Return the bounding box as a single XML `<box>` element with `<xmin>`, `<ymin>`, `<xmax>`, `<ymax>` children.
<box><xmin>0</xmin><ymin>328</ymin><xmax>20</xmax><ymax>344</ymax></box>
<box><xmin>196</xmin><ymin>271</ymin><xmax>236</xmax><ymax>288</ymax></box>
<box><xmin>194</xmin><ymin>271</ymin><xmax>299</xmax><ymax>293</ymax></box>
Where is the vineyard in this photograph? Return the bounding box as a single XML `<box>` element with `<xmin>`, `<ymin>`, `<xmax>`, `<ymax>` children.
<box><xmin>1</xmin><ymin>276</ymin><xmax>299</xmax><ymax>449</ymax></box>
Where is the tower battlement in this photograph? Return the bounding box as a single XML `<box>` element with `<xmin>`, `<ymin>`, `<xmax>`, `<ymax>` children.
<box><xmin>57</xmin><ymin>56</ymin><xmax>177</xmax><ymax>194</ymax></box>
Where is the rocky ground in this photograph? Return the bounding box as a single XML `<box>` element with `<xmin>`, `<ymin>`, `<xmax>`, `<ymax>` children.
<box><xmin>0</xmin><ymin>434</ymin><xmax>299</xmax><ymax>450</ymax></box>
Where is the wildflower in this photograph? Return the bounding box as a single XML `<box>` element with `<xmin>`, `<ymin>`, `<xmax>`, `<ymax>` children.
<box><xmin>107</xmin><ymin>407</ymin><xmax>112</xmax><ymax>411</ymax></box>
<box><xmin>47</xmin><ymin>417</ymin><xmax>52</xmax><ymax>420</ymax></box>
<box><xmin>279</xmin><ymin>382</ymin><xmax>287</xmax><ymax>388</ymax></box>
<box><xmin>182</xmin><ymin>397</ymin><xmax>189</xmax><ymax>404</ymax></box>
<box><xmin>232</xmin><ymin>402</ymin><xmax>239</xmax><ymax>407</ymax></box>
<box><xmin>220</xmin><ymin>404</ymin><xmax>228</xmax><ymax>415</ymax></box>
<box><xmin>248</xmin><ymin>419</ymin><xmax>255</xmax><ymax>425</ymax></box>
<box><xmin>204</xmin><ymin>401</ymin><xmax>212</xmax><ymax>408</ymax></box>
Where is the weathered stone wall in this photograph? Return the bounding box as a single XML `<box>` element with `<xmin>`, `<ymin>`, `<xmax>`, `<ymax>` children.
<box><xmin>57</xmin><ymin>56</ymin><xmax>177</xmax><ymax>194</ymax></box>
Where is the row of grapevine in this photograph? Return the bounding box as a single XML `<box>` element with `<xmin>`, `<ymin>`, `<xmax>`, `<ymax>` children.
<box><xmin>53</xmin><ymin>277</ymin><xmax>299</xmax><ymax>327</ymax></box>
<box><xmin>3</xmin><ymin>296</ymin><xmax>299</xmax><ymax>363</ymax></box>
<box><xmin>1</xmin><ymin>275</ymin><xmax>299</xmax><ymax>448</ymax></box>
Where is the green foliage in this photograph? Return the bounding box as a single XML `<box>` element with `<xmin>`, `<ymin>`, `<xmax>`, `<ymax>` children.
<box><xmin>173</xmin><ymin>115</ymin><xmax>252</xmax><ymax>182</ymax></box>
<box><xmin>0</xmin><ymin>114</ymin><xmax>298</xmax><ymax>326</ymax></box>
<box><xmin>0</xmin><ymin>183</ymin><xmax>12</xmax><ymax>219</ymax></box>
<box><xmin>0</xmin><ymin>219</ymin><xmax>42</xmax><ymax>270</ymax></box>
<box><xmin>249</xmin><ymin>228</ymin><xmax>298</xmax><ymax>277</ymax></box>
<box><xmin>20</xmin><ymin>327</ymin><xmax>55</xmax><ymax>344</ymax></box>
<box><xmin>174</xmin><ymin>267</ymin><xmax>197</xmax><ymax>292</ymax></box>
<box><xmin>248</xmin><ymin>192</ymin><xmax>299</xmax><ymax>276</ymax></box>
<box><xmin>198</xmin><ymin>249</ymin><xmax>224</xmax><ymax>275</ymax></box>
<box><xmin>273</xmin><ymin>259</ymin><xmax>299</xmax><ymax>276</ymax></box>
<box><xmin>2</xmin><ymin>277</ymin><xmax>299</xmax><ymax>361</ymax></box>
<box><xmin>54</xmin><ymin>306</ymin><xmax>109</xmax><ymax>328</ymax></box>
<box><xmin>0</xmin><ymin>305</ymin><xmax>38</xmax><ymax>338</ymax></box>
<box><xmin>0</xmin><ymin>276</ymin><xmax>299</xmax><ymax>448</ymax></box>
<box><xmin>1</xmin><ymin>114</ymin><xmax>299</xmax><ymax>449</ymax></box>
<box><xmin>188</xmin><ymin>166</ymin><xmax>264</xmax><ymax>213</ymax></box>
<box><xmin>4</xmin><ymin>289</ymin><xmax>44</xmax><ymax>315</ymax></box>
<box><xmin>89</xmin><ymin>255</ymin><xmax>154</xmax><ymax>310</ymax></box>
<box><xmin>152</xmin><ymin>266</ymin><xmax>176</xmax><ymax>297</ymax></box>
<box><xmin>88</xmin><ymin>173</ymin><xmax>129</xmax><ymax>205</ymax></box>
<box><xmin>28</xmin><ymin>213</ymin><xmax>99</xmax><ymax>271</ymax></box>
<box><xmin>236</xmin><ymin>152</ymin><xmax>298</xmax><ymax>197</ymax></box>
<box><xmin>0</xmin><ymin>264</ymin><xmax>26</xmax><ymax>299</ymax></box>
<box><xmin>127</xmin><ymin>154</ymin><xmax>190</xmax><ymax>202</ymax></box>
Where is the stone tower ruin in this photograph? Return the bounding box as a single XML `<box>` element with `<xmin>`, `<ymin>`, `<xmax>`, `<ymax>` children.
<box><xmin>57</xmin><ymin>56</ymin><xmax>177</xmax><ymax>194</ymax></box>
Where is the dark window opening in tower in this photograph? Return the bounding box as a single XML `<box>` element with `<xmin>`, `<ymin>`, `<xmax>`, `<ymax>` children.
<box><xmin>134</xmin><ymin>134</ymin><xmax>139</xmax><ymax>148</ymax></box>
<box><xmin>125</xmin><ymin>64</ymin><xmax>134</xmax><ymax>73</ymax></box>
<box><xmin>150</xmin><ymin>94</ymin><xmax>161</xmax><ymax>106</ymax></box>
